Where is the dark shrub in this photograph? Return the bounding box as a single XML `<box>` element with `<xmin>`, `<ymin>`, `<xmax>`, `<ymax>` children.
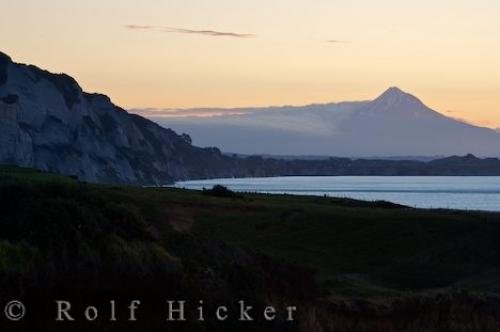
<box><xmin>1</xmin><ymin>94</ymin><xmax>19</xmax><ymax>104</ymax></box>
<box><xmin>202</xmin><ymin>185</ymin><xmax>242</xmax><ymax>199</ymax></box>
<box><xmin>181</xmin><ymin>133</ymin><xmax>192</xmax><ymax>145</ymax></box>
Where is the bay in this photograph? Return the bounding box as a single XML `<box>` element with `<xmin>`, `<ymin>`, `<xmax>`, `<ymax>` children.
<box><xmin>174</xmin><ymin>176</ymin><xmax>500</xmax><ymax>211</ymax></box>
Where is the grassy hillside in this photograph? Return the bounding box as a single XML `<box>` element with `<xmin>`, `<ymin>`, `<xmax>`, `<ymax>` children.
<box><xmin>1</xmin><ymin>165</ymin><xmax>500</xmax><ymax>331</ymax></box>
<box><xmin>192</xmin><ymin>192</ymin><xmax>500</xmax><ymax>296</ymax></box>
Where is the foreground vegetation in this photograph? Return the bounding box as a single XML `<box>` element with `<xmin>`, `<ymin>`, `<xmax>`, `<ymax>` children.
<box><xmin>1</xmin><ymin>165</ymin><xmax>500</xmax><ymax>331</ymax></box>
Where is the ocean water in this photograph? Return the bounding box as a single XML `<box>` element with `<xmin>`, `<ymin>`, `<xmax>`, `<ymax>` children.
<box><xmin>174</xmin><ymin>176</ymin><xmax>500</xmax><ymax>211</ymax></box>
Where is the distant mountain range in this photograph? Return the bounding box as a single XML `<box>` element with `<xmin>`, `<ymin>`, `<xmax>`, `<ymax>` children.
<box><xmin>4</xmin><ymin>50</ymin><xmax>500</xmax><ymax>184</ymax></box>
<box><xmin>147</xmin><ymin>87</ymin><xmax>500</xmax><ymax>157</ymax></box>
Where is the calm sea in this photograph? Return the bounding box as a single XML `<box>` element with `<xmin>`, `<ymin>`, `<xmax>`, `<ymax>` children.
<box><xmin>174</xmin><ymin>176</ymin><xmax>500</xmax><ymax>211</ymax></box>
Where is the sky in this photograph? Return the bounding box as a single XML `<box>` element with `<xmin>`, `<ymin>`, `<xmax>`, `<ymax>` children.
<box><xmin>1</xmin><ymin>0</ymin><xmax>499</xmax><ymax>127</ymax></box>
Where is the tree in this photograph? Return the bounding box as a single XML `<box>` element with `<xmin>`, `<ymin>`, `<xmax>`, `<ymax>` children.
<box><xmin>180</xmin><ymin>133</ymin><xmax>192</xmax><ymax>145</ymax></box>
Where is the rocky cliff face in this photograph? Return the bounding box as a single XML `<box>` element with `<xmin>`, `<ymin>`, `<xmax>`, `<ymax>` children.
<box><xmin>0</xmin><ymin>51</ymin><xmax>241</xmax><ymax>185</ymax></box>
<box><xmin>4</xmin><ymin>51</ymin><xmax>500</xmax><ymax>185</ymax></box>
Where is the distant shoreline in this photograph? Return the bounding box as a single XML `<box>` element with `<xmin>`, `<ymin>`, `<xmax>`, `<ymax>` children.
<box><xmin>174</xmin><ymin>175</ymin><xmax>500</xmax><ymax>211</ymax></box>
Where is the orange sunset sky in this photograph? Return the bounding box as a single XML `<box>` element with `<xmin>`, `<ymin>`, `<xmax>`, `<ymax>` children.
<box><xmin>1</xmin><ymin>0</ymin><xmax>499</xmax><ymax>127</ymax></box>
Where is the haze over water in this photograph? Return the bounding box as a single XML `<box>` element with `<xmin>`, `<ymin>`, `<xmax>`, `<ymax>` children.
<box><xmin>175</xmin><ymin>176</ymin><xmax>500</xmax><ymax>211</ymax></box>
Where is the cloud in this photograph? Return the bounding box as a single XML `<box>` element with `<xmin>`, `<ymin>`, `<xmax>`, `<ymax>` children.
<box><xmin>124</xmin><ymin>24</ymin><xmax>155</xmax><ymax>30</ymax></box>
<box><xmin>326</xmin><ymin>40</ymin><xmax>350</xmax><ymax>44</ymax></box>
<box><xmin>124</xmin><ymin>24</ymin><xmax>254</xmax><ymax>38</ymax></box>
<box><xmin>129</xmin><ymin>108</ymin><xmax>249</xmax><ymax>118</ymax></box>
<box><xmin>444</xmin><ymin>111</ymin><xmax>478</xmax><ymax>126</ymax></box>
<box><xmin>162</xmin><ymin>27</ymin><xmax>254</xmax><ymax>38</ymax></box>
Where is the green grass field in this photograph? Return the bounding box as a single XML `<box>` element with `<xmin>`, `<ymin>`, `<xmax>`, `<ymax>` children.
<box><xmin>2</xmin><ymin>165</ymin><xmax>499</xmax><ymax>301</ymax></box>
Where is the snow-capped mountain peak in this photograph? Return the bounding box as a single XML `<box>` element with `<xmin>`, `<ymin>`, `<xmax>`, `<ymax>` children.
<box><xmin>368</xmin><ymin>87</ymin><xmax>426</xmax><ymax>113</ymax></box>
<box><xmin>150</xmin><ymin>87</ymin><xmax>500</xmax><ymax>157</ymax></box>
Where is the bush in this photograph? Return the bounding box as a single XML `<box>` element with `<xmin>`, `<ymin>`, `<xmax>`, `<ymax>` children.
<box><xmin>1</xmin><ymin>94</ymin><xmax>18</xmax><ymax>104</ymax></box>
<box><xmin>202</xmin><ymin>185</ymin><xmax>242</xmax><ymax>199</ymax></box>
